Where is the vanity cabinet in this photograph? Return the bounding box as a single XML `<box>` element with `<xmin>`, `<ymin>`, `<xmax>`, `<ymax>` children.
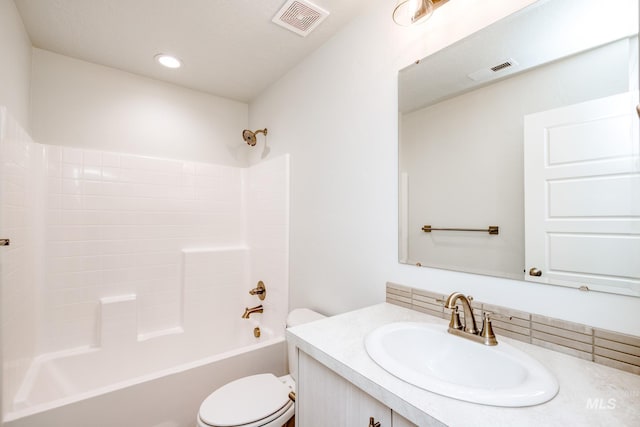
<box><xmin>297</xmin><ymin>350</ymin><xmax>417</xmax><ymax>427</ymax></box>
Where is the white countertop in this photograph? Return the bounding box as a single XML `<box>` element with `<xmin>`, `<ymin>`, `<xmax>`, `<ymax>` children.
<box><xmin>287</xmin><ymin>303</ymin><xmax>640</xmax><ymax>427</ymax></box>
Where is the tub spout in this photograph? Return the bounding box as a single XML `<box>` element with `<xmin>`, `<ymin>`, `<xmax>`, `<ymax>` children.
<box><xmin>242</xmin><ymin>304</ymin><xmax>263</xmax><ymax>319</ymax></box>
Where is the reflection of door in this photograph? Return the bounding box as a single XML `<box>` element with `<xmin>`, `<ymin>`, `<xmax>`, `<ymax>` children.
<box><xmin>524</xmin><ymin>91</ymin><xmax>640</xmax><ymax>296</ymax></box>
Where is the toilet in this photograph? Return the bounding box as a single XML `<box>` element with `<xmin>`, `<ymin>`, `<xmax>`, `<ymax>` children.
<box><xmin>197</xmin><ymin>309</ymin><xmax>325</xmax><ymax>427</ymax></box>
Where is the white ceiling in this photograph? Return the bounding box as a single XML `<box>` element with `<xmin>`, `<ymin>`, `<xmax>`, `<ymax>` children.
<box><xmin>15</xmin><ymin>0</ymin><xmax>370</xmax><ymax>102</ymax></box>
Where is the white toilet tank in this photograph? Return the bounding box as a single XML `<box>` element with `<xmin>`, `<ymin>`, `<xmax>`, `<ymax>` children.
<box><xmin>285</xmin><ymin>308</ymin><xmax>325</xmax><ymax>380</ymax></box>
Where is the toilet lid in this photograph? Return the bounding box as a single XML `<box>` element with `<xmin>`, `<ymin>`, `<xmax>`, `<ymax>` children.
<box><xmin>199</xmin><ymin>374</ymin><xmax>292</xmax><ymax>427</ymax></box>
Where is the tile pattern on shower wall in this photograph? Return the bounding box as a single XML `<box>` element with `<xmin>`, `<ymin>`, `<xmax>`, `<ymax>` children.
<box><xmin>245</xmin><ymin>156</ymin><xmax>290</xmax><ymax>332</ymax></box>
<box><xmin>386</xmin><ymin>282</ymin><xmax>640</xmax><ymax>375</ymax></box>
<box><xmin>183</xmin><ymin>247</ymin><xmax>249</xmax><ymax>336</ymax></box>
<box><xmin>42</xmin><ymin>145</ymin><xmax>244</xmax><ymax>352</ymax></box>
<box><xmin>0</xmin><ymin>108</ymin><xmax>39</xmax><ymax>411</ymax></box>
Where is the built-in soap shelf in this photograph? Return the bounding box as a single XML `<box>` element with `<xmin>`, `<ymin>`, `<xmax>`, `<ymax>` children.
<box><xmin>97</xmin><ymin>246</ymin><xmax>254</xmax><ymax>348</ymax></box>
<box><xmin>99</xmin><ymin>295</ymin><xmax>138</xmax><ymax>348</ymax></box>
<box><xmin>98</xmin><ymin>295</ymin><xmax>185</xmax><ymax>347</ymax></box>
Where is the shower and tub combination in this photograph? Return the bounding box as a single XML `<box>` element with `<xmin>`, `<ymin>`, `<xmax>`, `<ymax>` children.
<box><xmin>0</xmin><ymin>108</ymin><xmax>290</xmax><ymax>426</ymax></box>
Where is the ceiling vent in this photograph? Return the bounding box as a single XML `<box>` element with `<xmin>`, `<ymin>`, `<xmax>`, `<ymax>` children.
<box><xmin>272</xmin><ymin>0</ymin><xmax>330</xmax><ymax>37</ymax></box>
<box><xmin>490</xmin><ymin>60</ymin><xmax>515</xmax><ymax>72</ymax></box>
<box><xmin>467</xmin><ymin>58</ymin><xmax>520</xmax><ymax>82</ymax></box>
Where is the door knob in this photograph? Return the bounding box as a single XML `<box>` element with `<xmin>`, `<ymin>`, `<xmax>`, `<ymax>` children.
<box><xmin>529</xmin><ymin>267</ymin><xmax>542</xmax><ymax>277</ymax></box>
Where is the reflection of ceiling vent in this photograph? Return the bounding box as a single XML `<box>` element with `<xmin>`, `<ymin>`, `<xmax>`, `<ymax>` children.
<box><xmin>468</xmin><ymin>58</ymin><xmax>520</xmax><ymax>82</ymax></box>
<box><xmin>490</xmin><ymin>60</ymin><xmax>515</xmax><ymax>72</ymax></box>
<box><xmin>272</xmin><ymin>0</ymin><xmax>329</xmax><ymax>37</ymax></box>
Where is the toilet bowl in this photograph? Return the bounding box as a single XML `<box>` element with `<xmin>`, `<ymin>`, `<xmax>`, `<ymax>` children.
<box><xmin>197</xmin><ymin>309</ymin><xmax>325</xmax><ymax>427</ymax></box>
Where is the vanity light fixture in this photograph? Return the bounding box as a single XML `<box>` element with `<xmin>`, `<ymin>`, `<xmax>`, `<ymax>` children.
<box><xmin>392</xmin><ymin>0</ymin><xmax>449</xmax><ymax>26</ymax></box>
<box><xmin>154</xmin><ymin>54</ymin><xmax>182</xmax><ymax>69</ymax></box>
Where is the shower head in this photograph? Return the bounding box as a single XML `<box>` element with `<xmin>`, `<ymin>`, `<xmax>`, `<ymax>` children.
<box><xmin>242</xmin><ymin>128</ymin><xmax>268</xmax><ymax>146</ymax></box>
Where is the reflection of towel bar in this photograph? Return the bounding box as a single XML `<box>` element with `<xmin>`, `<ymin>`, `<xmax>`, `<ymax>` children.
<box><xmin>421</xmin><ymin>225</ymin><xmax>499</xmax><ymax>235</ymax></box>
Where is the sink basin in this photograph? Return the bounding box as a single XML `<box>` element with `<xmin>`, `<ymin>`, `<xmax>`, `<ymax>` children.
<box><xmin>365</xmin><ymin>322</ymin><xmax>558</xmax><ymax>407</ymax></box>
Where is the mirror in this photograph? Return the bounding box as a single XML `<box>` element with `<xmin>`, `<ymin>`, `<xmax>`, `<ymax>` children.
<box><xmin>398</xmin><ymin>0</ymin><xmax>639</xmax><ymax>296</ymax></box>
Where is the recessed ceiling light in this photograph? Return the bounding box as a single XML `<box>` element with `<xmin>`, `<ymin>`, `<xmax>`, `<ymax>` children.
<box><xmin>155</xmin><ymin>54</ymin><xmax>182</xmax><ymax>69</ymax></box>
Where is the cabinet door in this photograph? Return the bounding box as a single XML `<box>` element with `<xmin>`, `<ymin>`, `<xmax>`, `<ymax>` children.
<box><xmin>392</xmin><ymin>411</ymin><xmax>418</xmax><ymax>427</ymax></box>
<box><xmin>297</xmin><ymin>350</ymin><xmax>392</xmax><ymax>427</ymax></box>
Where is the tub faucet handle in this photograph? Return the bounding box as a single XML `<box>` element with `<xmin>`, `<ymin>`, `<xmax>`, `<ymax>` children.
<box><xmin>249</xmin><ymin>281</ymin><xmax>266</xmax><ymax>300</ymax></box>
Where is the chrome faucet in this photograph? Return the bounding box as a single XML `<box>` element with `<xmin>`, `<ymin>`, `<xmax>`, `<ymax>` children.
<box><xmin>241</xmin><ymin>304</ymin><xmax>263</xmax><ymax>319</ymax></box>
<box><xmin>443</xmin><ymin>292</ymin><xmax>511</xmax><ymax>346</ymax></box>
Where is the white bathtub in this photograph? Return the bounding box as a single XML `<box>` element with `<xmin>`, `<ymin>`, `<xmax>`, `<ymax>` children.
<box><xmin>4</xmin><ymin>325</ymin><xmax>287</xmax><ymax>427</ymax></box>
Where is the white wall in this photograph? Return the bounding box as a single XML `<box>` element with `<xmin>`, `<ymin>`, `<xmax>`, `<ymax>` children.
<box><xmin>31</xmin><ymin>49</ymin><xmax>249</xmax><ymax>167</ymax></box>
<box><xmin>0</xmin><ymin>0</ymin><xmax>32</xmax><ymax>131</ymax></box>
<box><xmin>248</xmin><ymin>0</ymin><xmax>640</xmax><ymax>335</ymax></box>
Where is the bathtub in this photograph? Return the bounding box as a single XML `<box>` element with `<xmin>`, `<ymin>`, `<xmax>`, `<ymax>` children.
<box><xmin>4</xmin><ymin>323</ymin><xmax>287</xmax><ymax>427</ymax></box>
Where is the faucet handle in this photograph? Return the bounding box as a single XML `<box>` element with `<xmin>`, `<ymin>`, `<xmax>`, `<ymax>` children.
<box><xmin>249</xmin><ymin>281</ymin><xmax>266</xmax><ymax>301</ymax></box>
<box><xmin>448</xmin><ymin>306</ymin><xmax>463</xmax><ymax>330</ymax></box>
<box><xmin>480</xmin><ymin>312</ymin><xmax>498</xmax><ymax>346</ymax></box>
<box><xmin>479</xmin><ymin>314</ymin><xmax>497</xmax><ymax>345</ymax></box>
<box><xmin>479</xmin><ymin>312</ymin><xmax>512</xmax><ymax>346</ymax></box>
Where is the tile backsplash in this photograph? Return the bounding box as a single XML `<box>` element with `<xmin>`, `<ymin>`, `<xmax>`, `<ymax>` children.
<box><xmin>386</xmin><ymin>282</ymin><xmax>640</xmax><ymax>376</ymax></box>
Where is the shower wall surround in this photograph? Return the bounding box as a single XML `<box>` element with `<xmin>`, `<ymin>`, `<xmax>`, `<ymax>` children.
<box><xmin>43</xmin><ymin>145</ymin><xmax>245</xmax><ymax>351</ymax></box>
<box><xmin>0</xmin><ymin>108</ymin><xmax>38</xmax><ymax>411</ymax></box>
<box><xmin>0</xmin><ymin>107</ymin><xmax>290</xmax><ymax>411</ymax></box>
